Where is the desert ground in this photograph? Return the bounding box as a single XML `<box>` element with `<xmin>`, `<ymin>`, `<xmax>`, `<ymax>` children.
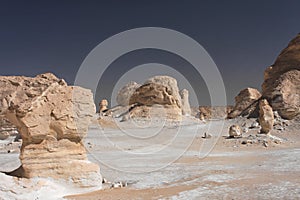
<box><xmin>68</xmin><ymin>117</ymin><xmax>298</xmax><ymax>199</ymax></box>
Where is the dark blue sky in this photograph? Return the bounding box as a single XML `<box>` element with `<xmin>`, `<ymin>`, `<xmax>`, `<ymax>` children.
<box><xmin>0</xmin><ymin>0</ymin><xmax>299</xmax><ymax>105</ymax></box>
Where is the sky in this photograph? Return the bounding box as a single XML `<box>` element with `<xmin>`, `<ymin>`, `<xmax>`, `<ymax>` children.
<box><xmin>0</xmin><ymin>0</ymin><xmax>299</xmax><ymax>106</ymax></box>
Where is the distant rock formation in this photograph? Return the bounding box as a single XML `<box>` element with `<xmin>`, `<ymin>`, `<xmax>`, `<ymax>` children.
<box><xmin>180</xmin><ymin>89</ymin><xmax>191</xmax><ymax>116</ymax></box>
<box><xmin>116</xmin><ymin>81</ymin><xmax>141</xmax><ymax>106</ymax></box>
<box><xmin>99</xmin><ymin>99</ymin><xmax>108</xmax><ymax>113</ymax></box>
<box><xmin>113</xmin><ymin>76</ymin><xmax>184</xmax><ymax>121</ymax></box>
<box><xmin>262</xmin><ymin>33</ymin><xmax>300</xmax><ymax>119</ymax></box>
<box><xmin>259</xmin><ymin>99</ymin><xmax>274</xmax><ymax>133</ymax></box>
<box><xmin>129</xmin><ymin>76</ymin><xmax>182</xmax><ymax>108</ymax></box>
<box><xmin>228</xmin><ymin>88</ymin><xmax>261</xmax><ymax>118</ymax></box>
<box><xmin>0</xmin><ymin>73</ymin><xmax>101</xmax><ymax>188</ymax></box>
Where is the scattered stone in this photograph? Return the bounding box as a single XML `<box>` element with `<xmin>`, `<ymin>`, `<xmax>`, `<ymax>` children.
<box><xmin>202</xmin><ymin>132</ymin><xmax>212</xmax><ymax>139</ymax></box>
<box><xmin>102</xmin><ymin>178</ymin><xmax>108</xmax><ymax>184</ymax></box>
<box><xmin>0</xmin><ymin>131</ymin><xmax>9</xmax><ymax>140</ymax></box>
<box><xmin>263</xmin><ymin>141</ymin><xmax>268</xmax><ymax>147</ymax></box>
<box><xmin>259</xmin><ymin>99</ymin><xmax>274</xmax><ymax>134</ymax></box>
<box><xmin>242</xmin><ymin>127</ymin><xmax>249</xmax><ymax>133</ymax></box>
<box><xmin>241</xmin><ymin>140</ymin><xmax>253</xmax><ymax>145</ymax></box>
<box><xmin>229</xmin><ymin>125</ymin><xmax>242</xmax><ymax>138</ymax></box>
<box><xmin>111</xmin><ymin>181</ymin><xmax>127</xmax><ymax>188</ymax></box>
<box><xmin>249</xmin><ymin>121</ymin><xmax>260</xmax><ymax>129</ymax></box>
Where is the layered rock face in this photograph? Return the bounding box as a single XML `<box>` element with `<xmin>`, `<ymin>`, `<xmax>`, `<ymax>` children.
<box><xmin>129</xmin><ymin>76</ymin><xmax>182</xmax><ymax>108</ymax></box>
<box><xmin>259</xmin><ymin>99</ymin><xmax>274</xmax><ymax>133</ymax></box>
<box><xmin>0</xmin><ymin>73</ymin><xmax>101</xmax><ymax>188</ymax></box>
<box><xmin>180</xmin><ymin>89</ymin><xmax>191</xmax><ymax>116</ymax></box>
<box><xmin>262</xmin><ymin>33</ymin><xmax>300</xmax><ymax>119</ymax></box>
<box><xmin>113</xmin><ymin>76</ymin><xmax>184</xmax><ymax>121</ymax></box>
<box><xmin>228</xmin><ymin>88</ymin><xmax>262</xmax><ymax>118</ymax></box>
<box><xmin>116</xmin><ymin>81</ymin><xmax>141</xmax><ymax>106</ymax></box>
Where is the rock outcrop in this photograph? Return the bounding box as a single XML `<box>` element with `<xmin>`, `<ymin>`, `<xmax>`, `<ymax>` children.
<box><xmin>228</xmin><ymin>88</ymin><xmax>262</xmax><ymax>118</ymax></box>
<box><xmin>0</xmin><ymin>73</ymin><xmax>101</xmax><ymax>188</ymax></box>
<box><xmin>259</xmin><ymin>99</ymin><xmax>274</xmax><ymax>134</ymax></box>
<box><xmin>130</xmin><ymin>76</ymin><xmax>182</xmax><ymax>108</ymax></box>
<box><xmin>262</xmin><ymin>33</ymin><xmax>300</xmax><ymax>119</ymax></box>
<box><xmin>99</xmin><ymin>99</ymin><xmax>108</xmax><ymax>113</ymax></box>
<box><xmin>180</xmin><ymin>89</ymin><xmax>191</xmax><ymax>116</ymax></box>
<box><xmin>116</xmin><ymin>81</ymin><xmax>141</xmax><ymax>106</ymax></box>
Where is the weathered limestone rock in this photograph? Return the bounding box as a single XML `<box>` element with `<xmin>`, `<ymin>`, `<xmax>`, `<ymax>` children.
<box><xmin>229</xmin><ymin>125</ymin><xmax>242</xmax><ymax>138</ymax></box>
<box><xmin>99</xmin><ymin>99</ymin><xmax>108</xmax><ymax>113</ymax></box>
<box><xmin>116</xmin><ymin>81</ymin><xmax>141</xmax><ymax>106</ymax></box>
<box><xmin>259</xmin><ymin>99</ymin><xmax>274</xmax><ymax>134</ymax></box>
<box><xmin>228</xmin><ymin>88</ymin><xmax>261</xmax><ymax>118</ymax></box>
<box><xmin>129</xmin><ymin>76</ymin><xmax>182</xmax><ymax>108</ymax></box>
<box><xmin>262</xmin><ymin>33</ymin><xmax>300</xmax><ymax>119</ymax></box>
<box><xmin>0</xmin><ymin>73</ymin><xmax>101</xmax><ymax>188</ymax></box>
<box><xmin>180</xmin><ymin>89</ymin><xmax>191</xmax><ymax>116</ymax></box>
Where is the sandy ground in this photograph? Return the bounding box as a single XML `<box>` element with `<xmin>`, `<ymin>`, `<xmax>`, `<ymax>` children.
<box><xmin>0</xmin><ymin>117</ymin><xmax>299</xmax><ymax>199</ymax></box>
<box><xmin>65</xmin><ymin>118</ymin><xmax>300</xmax><ymax>200</ymax></box>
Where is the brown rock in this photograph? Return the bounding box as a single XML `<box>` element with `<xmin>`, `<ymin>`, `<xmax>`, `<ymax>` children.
<box><xmin>0</xmin><ymin>131</ymin><xmax>9</xmax><ymax>140</ymax></box>
<box><xmin>259</xmin><ymin>99</ymin><xmax>274</xmax><ymax>134</ymax></box>
<box><xmin>130</xmin><ymin>76</ymin><xmax>182</xmax><ymax>108</ymax></box>
<box><xmin>228</xmin><ymin>88</ymin><xmax>261</xmax><ymax>118</ymax></box>
<box><xmin>116</xmin><ymin>81</ymin><xmax>141</xmax><ymax>106</ymax></box>
<box><xmin>229</xmin><ymin>125</ymin><xmax>242</xmax><ymax>138</ymax></box>
<box><xmin>0</xmin><ymin>73</ymin><xmax>101</xmax><ymax>188</ymax></box>
<box><xmin>180</xmin><ymin>89</ymin><xmax>191</xmax><ymax>116</ymax></box>
<box><xmin>262</xmin><ymin>33</ymin><xmax>300</xmax><ymax>119</ymax></box>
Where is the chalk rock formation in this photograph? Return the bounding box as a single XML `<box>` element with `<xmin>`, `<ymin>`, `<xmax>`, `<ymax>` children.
<box><xmin>130</xmin><ymin>76</ymin><xmax>182</xmax><ymax>108</ymax></box>
<box><xmin>180</xmin><ymin>89</ymin><xmax>191</xmax><ymax>116</ymax></box>
<box><xmin>116</xmin><ymin>81</ymin><xmax>141</xmax><ymax>106</ymax></box>
<box><xmin>259</xmin><ymin>99</ymin><xmax>274</xmax><ymax>134</ymax></box>
<box><xmin>229</xmin><ymin>125</ymin><xmax>242</xmax><ymax>138</ymax></box>
<box><xmin>228</xmin><ymin>88</ymin><xmax>261</xmax><ymax>118</ymax></box>
<box><xmin>0</xmin><ymin>73</ymin><xmax>101</xmax><ymax>188</ymax></box>
<box><xmin>99</xmin><ymin>99</ymin><xmax>108</xmax><ymax>112</ymax></box>
<box><xmin>262</xmin><ymin>33</ymin><xmax>300</xmax><ymax>119</ymax></box>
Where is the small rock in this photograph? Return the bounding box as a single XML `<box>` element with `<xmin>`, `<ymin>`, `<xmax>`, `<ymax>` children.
<box><xmin>202</xmin><ymin>132</ymin><xmax>212</xmax><ymax>139</ymax></box>
<box><xmin>263</xmin><ymin>141</ymin><xmax>268</xmax><ymax>147</ymax></box>
<box><xmin>249</xmin><ymin>122</ymin><xmax>259</xmax><ymax>129</ymax></box>
<box><xmin>0</xmin><ymin>131</ymin><xmax>10</xmax><ymax>140</ymax></box>
<box><xmin>102</xmin><ymin>178</ymin><xmax>108</xmax><ymax>184</ymax></box>
<box><xmin>229</xmin><ymin>125</ymin><xmax>242</xmax><ymax>138</ymax></box>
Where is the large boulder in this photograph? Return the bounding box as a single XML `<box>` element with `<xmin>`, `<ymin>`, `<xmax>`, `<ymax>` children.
<box><xmin>0</xmin><ymin>73</ymin><xmax>101</xmax><ymax>188</ymax></box>
<box><xmin>129</xmin><ymin>76</ymin><xmax>182</xmax><ymax>108</ymax></box>
<box><xmin>228</xmin><ymin>88</ymin><xmax>261</xmax><ymax>118</ymax></box>
<box><xmin>262</xmin><ymin>33</ymin><xmax>300</xmax><ymax>119</ymax></box>
<box><xmin>259</xmin><ymin>99</ymin><xmax>274</xmax><ymax>134</ymax></box>
<box><xmin>116</xmin><ymin>81</ymin><xmax>141</xmax><ymax>106</ymax></box>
